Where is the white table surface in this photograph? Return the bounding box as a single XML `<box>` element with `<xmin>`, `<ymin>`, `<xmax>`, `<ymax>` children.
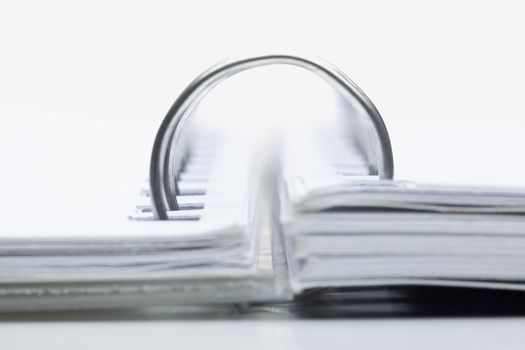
<box><xmin>2</xmin><ymin>312</ymin><xmax>525</xmax><ymax>350</ymax></box>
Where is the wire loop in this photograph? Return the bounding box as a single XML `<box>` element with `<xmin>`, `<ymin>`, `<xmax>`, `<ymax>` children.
<box><xmin>149</xmin><ymin>54</ymin><xmax>394</xmax><ymax>220</ymax></box>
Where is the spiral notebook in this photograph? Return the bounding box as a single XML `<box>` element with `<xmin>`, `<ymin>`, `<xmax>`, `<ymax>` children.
<box><xmin>2</xmin><ymin>54</ymin><xmax>525</xmax><ymax>312</ymax></box>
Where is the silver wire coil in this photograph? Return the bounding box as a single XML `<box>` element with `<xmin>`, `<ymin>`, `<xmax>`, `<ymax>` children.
<box><xmin>149</xmin><ymin>54</ymin><xmax>394</xmax><ymax>220</ymax></box>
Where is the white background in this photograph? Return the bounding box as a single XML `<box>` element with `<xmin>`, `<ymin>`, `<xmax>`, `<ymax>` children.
<box><xmin>3</xmin><ymin>0</ymin><xmax>525</xmax><ymax>187</ymax></box>
<box><xmin>2</xmin><ymin>0</ymin><xmax>525</xmax><ymax>348</ymax></box>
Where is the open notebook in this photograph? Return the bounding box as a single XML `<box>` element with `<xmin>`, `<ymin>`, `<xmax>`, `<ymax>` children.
<box><xmin>280</xmin><ymin>120</ymin><xmax>525</xmax><ymax>293</ymax></box>
<box><xmin>2</xmin><ymin>54</ymin><xmax>525</xmax><ymax>312</ymax></box>
<box><xmin>0</xmin><ymin>124</ymin><xmax>289</xmax><ymax>311</ymax></box>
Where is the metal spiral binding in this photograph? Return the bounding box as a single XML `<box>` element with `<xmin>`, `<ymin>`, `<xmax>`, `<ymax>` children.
<box><xmin>149</xmin><ymin>54</ymin><xmax>395</xmax><ymax>220</ymax></box>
